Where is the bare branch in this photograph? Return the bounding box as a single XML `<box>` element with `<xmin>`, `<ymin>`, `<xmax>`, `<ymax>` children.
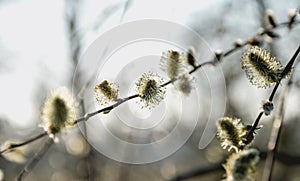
<box><xmin>0</xmin><ymin>132</ymin><xmax>47</xmax><ymax>154</ymax></box>
<box><xmin>262</xmin><ymin>46</ymin><xmax>300</xmax><ymax>181</ymax></box>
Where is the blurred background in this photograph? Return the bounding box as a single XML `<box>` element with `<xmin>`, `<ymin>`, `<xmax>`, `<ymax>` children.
<box><xmin>0</xmin><ymin>0</ymin><xmax>300</xmax><ymax>180</ymax></box>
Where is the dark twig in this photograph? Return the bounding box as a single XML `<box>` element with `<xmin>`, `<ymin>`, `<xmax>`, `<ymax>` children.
<box><xmin>74</xmin><ymin>41</ymin><xmax>243</xmax><ymax>124</ymax></box>
<box><xmin>73</xmin><ymin>94</ymin><xmax>139</xmax><ymax>124</ymax></box>
<box><xmin>0</xmin><ymin>132</ymin><xmax>47</xmax><ymax>154</ymax></box>
<box><xmin>0</xmin><ymin>48</ymin><xmax>214</xmax><ymax>168</ymax></box>
<box><xmin>262</xmin><ymin>87</ymin><xmax>285</xmax><ymax>181</ymax></box>
<box><xmin>262</xmin><ymin>46</ymin><xmax>300</xmax><ymax>181</ymax></box>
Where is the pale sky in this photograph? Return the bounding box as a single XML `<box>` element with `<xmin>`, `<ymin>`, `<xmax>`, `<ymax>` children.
<box><xmin>0</xmin><ymin>0</ymin><xmax>216</xmax><ymax>129</ymax></box>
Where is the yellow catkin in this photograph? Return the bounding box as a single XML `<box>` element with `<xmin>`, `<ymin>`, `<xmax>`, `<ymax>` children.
<box><xmin>94</xmin><ymin>80</ymin><xmax>119</xmax><ymax>106</ymax></box>
<box><xmin>223</xmin><ymin>148</ymin><xmax>260</xmax><ymax>181</ymax></box>
<box><xmin>136</xmin><ymin>72</ymin><xmax>166</xmax><ymax>108</ymax></box>
<box><xmin>241</xmin><ymin>46</ymin><xmax>284</xmax><ymax>88</ymax></box>
<box><xmin>41</xmin><ymin>87</ymin><xmax>76</xmax><ymax>141</ymax></box>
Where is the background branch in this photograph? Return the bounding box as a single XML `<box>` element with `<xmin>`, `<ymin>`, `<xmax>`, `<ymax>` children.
<box><xmin>16</xmin><ymin>138</ymin><xmax>54</xmax><ymax>181</ymax></box>
<box><xmin>170</xmin><ymin>151</ymin><xmax>300</xmax><ymax>181</ymax></box>
<box><xmin>262</xmin><ymin>46</ymin><xmax>300</xmax><ymax>181</ymax></box>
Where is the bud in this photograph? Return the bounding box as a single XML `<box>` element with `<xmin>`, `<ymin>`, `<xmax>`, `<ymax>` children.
<box><xmin>265</xmin><ymin>30</ymin><xmax>280</xmax><ymax>39</ymax></box>
<box><xmin>241</xmin><ymin>46</ymin><xmax>284</xmax><ymax>88</ymax></box>
<box><xmin>214</xmin><ymin>49</ymin><xmax>224</xmax><ymax>62</ymax></box>
<box><xmin>40</xmin><ymin>87</ymin><xmax>76</xmax><ymax>141</ymax></box>
<box><xmin>288</xmin><ymin>9</ymin><xmax>297</xmax><ymax>29</ymax></box>
<box><xmin>248</xmin><ymin>36</ymin><xmax>261</xmax><ymax>46</ymax></box>
<box><xmin>261</xmin><ymin>100</ymin><xmax>274</xmax><ymax>116</ymax></box>
<box><xmin>234</xmin><ymin>39</ymin><xmax>243</xmax><ymax>48</ymax></box>
<box><xmin>265</xmin><ymin>9</ymin><xmax>277</xmax><ymax>28</ymax></box>
<box><xmin>223</xmin><ymin>148</ymin><xmax>260</xmax><ymax>181</ymax></box>
<box><xmin>187</xmin><ymin>47</ymin><xmax>197</xmax><ymax>68</ymax></box>
<box><xmin>94</xmin><ymin>80</ymin><xmax>119</xmax><ymax>106</ymax></box>
<box><xmin>136</xmin><ymin>72</ymin><xmax>166</xmax><ymax>108</ymax></box>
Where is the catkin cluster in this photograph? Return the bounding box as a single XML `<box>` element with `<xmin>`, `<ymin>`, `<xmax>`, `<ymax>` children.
<box><xmin>93</xmin><ymin>48</ymin><xmax>197</xmax><ymax>108</ymax></box>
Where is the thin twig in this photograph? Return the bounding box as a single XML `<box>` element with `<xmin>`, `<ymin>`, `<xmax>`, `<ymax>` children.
<box><xmin>16</xmin><ymin>138</ymin><xmax>54</xmax><ymax>181</ymax></box>
<box><xmin>0</xmin><ymin>132</ymin><xmax>47</xmax><ymax>154</ymax></box>
<box><xmin>78</xmin><ymin>98</ymin><xmax>95</xmax><ymax>181</ymax></box>
<box><xmin>262</xmin><ymin>88</ymin><xmax>285</xmax><ymax>181</ymax></box>
<box><xmin>262</xmin><ymin>47</ymin><xmax>300</xmax><ymax>181</ymax></box>
<box><xmin>73</xmin><ymin>94</ymin><xmax>139</xmax><ymax>124</ymax></box>
<box><xmin>98</xmin><ymin>59</ymin><xmax>221</xmax><ymax>127</ymax></box>
<box><xmin>65</xmin><ymin>1</ymin><xmax>97</xmax><ymax>179</ymax></box>
<box><xmin>120</xmin><ymin>0</ymin><xmax>132</xmax><ymax>22</ymax></box>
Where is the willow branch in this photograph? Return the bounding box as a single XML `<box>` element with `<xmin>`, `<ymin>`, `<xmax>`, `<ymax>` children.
<box><xmin>75</xmin><ymin>19</ymin><xmax>300</xmax><ymax>124</ymax></box>
<box><xmin>246</xmin><ymin>45</ymin><xmax>300</xmax><ymax>142</ymax></box>
<box><xmin>1</xmin><ymin>19</ymin><xmax>298</xmax><ymax>155</ymax></box>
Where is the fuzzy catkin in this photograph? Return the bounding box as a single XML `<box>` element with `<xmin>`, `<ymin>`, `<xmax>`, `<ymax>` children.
<box><xmin>94</xmin><ymin>80</ymin><xmax>119</xmax><ymax>106</ymax></box>
<box><xmin>223</xmin><ymin>148</ymin><xmax>260</xmax><ymax>181</ymax></box>
<box><xmin>41</xmin><ymin>87</ymin><xmax>76</xmax><ymax>141</ymax></box>
<box><xmin>217</xmin><ymin>117</ymin><xmax>249</xmax><ymax>152</ymax></box>
<box><xmin>241</xmin><ymin>46</ymin><xmax>284</xmax><ymax>88</ymax></box>
<box><xmin>136</xmin><ymin>72</ymin><xmax>166</xmax><ymax>108</ymax></box>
